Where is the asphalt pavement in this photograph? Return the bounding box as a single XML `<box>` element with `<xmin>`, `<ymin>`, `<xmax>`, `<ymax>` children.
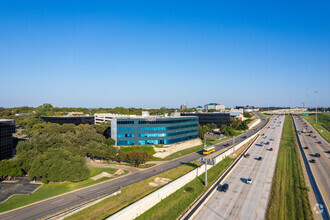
<box><xmin>0</xmin><ymin>117</ymin><xmax>269</xmax><ymax>220</ymax></box>
<box><xmin>292</xmin><ymin>115</ymin><xmax>330</xmax><ymax>218</ymax></box>
<box><xmin>194</xmin><ymin>115</ymin><xmax>284</xmax><ymax>220</ymax></box>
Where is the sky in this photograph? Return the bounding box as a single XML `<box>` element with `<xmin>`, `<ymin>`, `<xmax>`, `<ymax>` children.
<box><xmin>0</xmin><ymin>0</ymin><xmax>329</xmax><ymax>108</ymax></box>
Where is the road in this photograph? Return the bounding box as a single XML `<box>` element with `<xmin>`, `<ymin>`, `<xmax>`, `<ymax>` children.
<box><xmin>0</xmin><ymin>117</ymin><xmax>269</xmax><ymax>220</ymax></box>
<box><xmin>194</xmin><ymin>115</ymin><xmax>284</xmax><ymax>220</ymax></box>
<box><xmin>292</xmin><ymin>115</ymin><xmax>330</xmax><ymax>218</ymax></box>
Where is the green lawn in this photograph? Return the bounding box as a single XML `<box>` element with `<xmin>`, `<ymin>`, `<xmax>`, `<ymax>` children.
<box><xmin>153</xmin><ymin>137</ymin><xmax>225</xmax><ymax>161</ymax></box>
<box><xmin>65</xmin><ymin>161</ymin><xmax>201</xmax><ymax>220</ymax></box>
<box><xmin>0</xmin><ymin>167</ymin><xmax>124</xmax><ymax>213</ymax></box>
<box><xmin>120</xmin><ymin>145</ymin><xmax>156</xmax><ymax>155</ymax></box>
<box><xmin>302</xmin><ymin>113</ymin><xmax>330</xmax><ymax>142</ymax></box>
<box><xmin>136</xmin><ymin>157</ymin><xmax>235</xmax><ymax>220</ymax></box>
<box><xmin>266</xmin><ymin>115</ymin><xmax>312</xmax><ymax>220</ymax></box>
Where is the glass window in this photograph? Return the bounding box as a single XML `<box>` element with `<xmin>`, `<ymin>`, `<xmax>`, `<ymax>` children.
<box><xmin>118</xmin><ymin>127</ymin><xmax>134</xmax><ymax>131</ymax></box>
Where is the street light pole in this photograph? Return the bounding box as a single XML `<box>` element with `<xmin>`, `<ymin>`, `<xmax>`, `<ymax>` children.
<box><xmin>315</xmin><ymin>91</ymin><xmax>318</xmax><ymax>125</ymax></box>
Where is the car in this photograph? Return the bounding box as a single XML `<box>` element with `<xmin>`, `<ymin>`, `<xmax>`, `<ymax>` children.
<box><xmin>265</xmin><ymin>141</ymin><xmax>270</xmax><ymax>145</ymax></box>
<box><xmin>242</xmin><ymin>135</ymin><xmax>247</xmax><ymax>138</ymax></box>
<box><xmin>315</xmin><ymin>153</ymin><xmax>320</xmax><ymax>157</ymax></box>
<box><xmin>258</xmin><ymin>156</ymin><xmax>262</xmax><ymax>161</ymax></box>
<box><xmin>308</xmin><ymin>134</ymin><xmax>311</xmax><ymax>136</ymax></box>
<box><xmin>303</xmin><ymin>147</ymin><xmax>309</xmax><ymax>149</ymax></box>
<box><xmin>220</xmin><ymin>183</ymin><xmax>229</xmax><ymax>192</ymax></box>
<box><xmin>225</xmin><ymin>143</ymin><xmax>230</xmax><ymax>147</ymax></box>
<box><xmin>317</xmin><ymin>141</ymin><xmax>322</xmax><ymax>144</ymax></box>
<box><xmin>314</xmin><ymin>136</ymin><xmax>317</xmax><ymax>138</ymax></box>
<box><xmin>269</xmin><ymin>148</ymin><xmax>273</xmax><ymax>151</ymax></box>
<box><xmin>309</xmin><ymin>159</ymin><xmax>315</xmax><ymax>163</ymax></box>
<box><xmin>246</xmin><ymin>178</ymin><xmax>253</xmax><ymax>184</ymax></box>
<box><xmin>325</xmin><ymin>151</ymin><xmax>330</xmax><ymax>154</ymax></box>
<box><xmin>244</xmin><ymin>153</ymin><xmax>250</xmax><ymax>158</ymax></box>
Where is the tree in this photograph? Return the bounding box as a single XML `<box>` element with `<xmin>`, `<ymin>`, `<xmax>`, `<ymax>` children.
<box><xmin>105</xmin><ymin>138</ymin><xmax>115</xmax><ymax>146</ymax></box>
<box><xmin>243</xmin><ymin>112</ymin><xmax>252</xmax><ymax>118</ymax></box>
<box><xmin>126</xmin><ymin>152</ymin><xmax>153</xmax><ymax>167</ymax></box>
<box><xmin>102</xmin><ymin>145</ymin><xmax>117</xmax><ymax>163</ymax></box>
<box><xmin>35</xmin><ymin>103</ymin><xmax>54</xmax><ymax>117</ymax></box>
<box><xmin>238</xmin><ymin>121</ymin><xmax>249</xmax><ymax>130</ymax></box>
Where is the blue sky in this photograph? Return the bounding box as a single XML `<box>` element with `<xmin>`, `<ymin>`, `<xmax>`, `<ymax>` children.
<box><xmin>0</xmin><ymin>0</ymin><xmax>329</xmax><ymax>108</ymax></box>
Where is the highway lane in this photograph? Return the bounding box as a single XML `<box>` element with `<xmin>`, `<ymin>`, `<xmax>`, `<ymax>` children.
<box><xmin>292</xmin><ymin>115</ymin><xmax>330</xmax><ymax>215</ymax></box>
<box><xmin>194</xmin><ymin>115</ymin><xmax>284</xmax><ymax>220</ymax></box>
<box><xmin>0</xmin><ymin>118</ymin><xmax>269</xmax><ymax>220</ymax></box>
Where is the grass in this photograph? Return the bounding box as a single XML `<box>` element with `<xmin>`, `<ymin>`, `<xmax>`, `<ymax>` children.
<box><xmin>136</xmin><ymin>157</ymin><xmax>235</xmax><ymax>220</ymax></box>
<box><xmin>302</xmin><ymin>113</ymin><xmax>330</xmax><ymax>142</ymax></box>
<box><xmin>153</xmin><ymin>137</ymin><xmax>225</xmax><ymax>161</ymax></box>
<box><xmin>88</xmin><ymin>167</ymin><xmax>117</xmax><ymax>177</ymax></box>
<box><xmin>65</xmin><ymin>161</ymin><xmax>202</xmax><ymax>220</ymax></box>
<box><xmin>120</xmin><ymin>146</ymin><xmax>156</xmax><ymax>155</ymax></box>
<box><xmin>259</xmin><ymin>112</ymin><xmax>270</xmax><ymax>118</ymax></box>
<box><xmin>0</xmin><ymin>167</ymin><xmax>125</xmax><ymax>213</ymax></box>
<box><xmin>266</xmin><ymin>115</ymin><xmax>313</xmax><ymax>220</ymax></box>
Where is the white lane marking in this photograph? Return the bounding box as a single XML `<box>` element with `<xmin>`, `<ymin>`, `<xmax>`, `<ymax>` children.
<box><xmin>90</xmin><ymin>187</ymin><xmax>99</xmax><ymax>192</ymax></box>
<box><xmin>51</xmin><ymin>199</ymin><xmax>63</xmax><ymax>204</ymax></box>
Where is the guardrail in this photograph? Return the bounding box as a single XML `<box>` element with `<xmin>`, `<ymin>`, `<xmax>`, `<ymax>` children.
<box><xmin>292</xmin><ymin>115</ymin><xmax>329</xmax><ymax>220</ymax></box>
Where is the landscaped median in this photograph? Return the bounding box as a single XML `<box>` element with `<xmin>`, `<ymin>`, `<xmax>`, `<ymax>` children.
<box><xmin>0</xmin><ymin>167</ymin><xmax>127</xmax><ymax>213</ymax></box>
<box><xmin>266</xmin><ymin>115</ymin><xmax>313</xmax><ymax>220</ymax></box>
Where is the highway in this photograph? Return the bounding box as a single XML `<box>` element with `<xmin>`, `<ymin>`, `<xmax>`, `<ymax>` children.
<box><xmin>194</xmin><ymin>115</ymin><xmax>284</xmax><ymax>220</ymax></box>
<box><xmin>0</xmin><ymin>117</ymin><xmax>269</xmax><ymax>220</ymax></box>
<box><xmin>292</xmin><ymin>115</ymin><xmax>330</xmax><ymax>218</ymax></box>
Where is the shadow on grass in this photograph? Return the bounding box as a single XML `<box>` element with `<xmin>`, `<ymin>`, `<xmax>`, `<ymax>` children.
<box><xmin>180</xmin><ymin>162</ymin><xmax>199</xmax><ymax>169</ymax></box>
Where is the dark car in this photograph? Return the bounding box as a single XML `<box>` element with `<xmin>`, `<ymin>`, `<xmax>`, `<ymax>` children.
<box><xmin>309</xmin><ymin>159</ymin><xmax>316</xmax><ymax>163</ymax></box>
<box><xmin>244</xmin><ymin>153</ymin><xmax>250</xmax><ymax>158</ymax></box>
<box><xmin>269</xmin><ymin>148</ymin><xmax>273</xmax><ymax>151</ymax></box>
<box><xmin>225</xmin><ymin>143</ymin><xmax>230</xmax><ymax>147</ymax></box>
<box><xmin>317</xmin><ymin>141</ymin><xmax>322</xmax><ymax>144</ymax></box>
<box><xmin>242</xmin><ymin>136</ymin><xmax>247</xmax><ymax>138</ymax></box>
<box><xmin>303</xmin><ymin>147</ymin><xmax>309</xmax><ymax>149</ymax></box>
<box><xmin>258</xmin><ymin>157</ymin><xmax>262</xmax><ymax>161</ymax></box>
<box><xmin>314</xmin><ymin>136</ymin><xmax>317</xmax><ymax>138</ymax></box>
<box><xmin>220</xmin><ymin>183</ymin><xmax>229</xmax><ymax>192</ymax></box>
<box><xmin>315</xmin><ymin>153</ymin><xmax>320</xmax><ymax>157</ymax></box>
<box><xmin>325</xmin><ymin>151</ymin><xmax>330</xmax><ymax>154</ymax></box>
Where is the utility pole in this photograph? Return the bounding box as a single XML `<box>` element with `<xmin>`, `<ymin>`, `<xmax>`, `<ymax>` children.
<box><xmin>205</xmin><ymin>160</ymin><xmax>208</xmax><ymax>187</ymax></box>
<box><xmin>315</xmin><ymin>91</ymin><xmax>318</xmax><ymax>125</ymax></box>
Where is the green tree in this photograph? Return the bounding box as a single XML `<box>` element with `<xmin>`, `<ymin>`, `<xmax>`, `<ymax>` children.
<box><xmin>243</xmin><ymin>112</ymin><xmax>252</xmax><ymax>118</ymax></box>
<box><xmin>126</xmin><ymin>151</ymin><xmax>153</xmax><ymax>167</ymax></box>
<box><xmin>35</xmin><ymin>103</ymin><xmax>54</xmax><ymax>117</ymax></box>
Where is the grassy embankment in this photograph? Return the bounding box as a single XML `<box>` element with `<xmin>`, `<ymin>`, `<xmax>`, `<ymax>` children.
<box><xmin>153</xmin><ymin>137</ymin><xmax>225</xmax><ymax>161</ymax></box>
<box><xmin>0</xmin><ymin>167</ymin><xmax>122</xmax><ymax>213</ymax></box>
<box><xmin>259</xmin><ymin>112</ymin><xmax>270</xmax><ymax>118</ymax></box>
<box><xmin>266</xmin><ymin>115</ymin><xmax>312</xmax><ymax>220</ymax></box>
<box><xmin>302</xmin><ymin>113</ymin><xmax>330</xmax><ymax>142</ymax></box>
<box><xmin>65</xmin><ymin>161</ymin><xmax>202</xmax><ymax>220</ymax></box>
<box><xmin>136</xmin><ymin>157</ymin><xmax>235</xmax><ymax>220</ymax></box>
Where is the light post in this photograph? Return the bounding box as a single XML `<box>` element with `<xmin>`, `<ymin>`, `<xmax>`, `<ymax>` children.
<box><xmin>315</xmin><ymin>91</ymin><xmax>318</xmax><ymax>125</ymax></box>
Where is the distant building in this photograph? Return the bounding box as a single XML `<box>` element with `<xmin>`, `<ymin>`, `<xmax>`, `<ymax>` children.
<box><xmin>196</xmin><ymin>106</ymin><xmax>204</xmax><ymax>111</ymax></box>
<box><xmin>111</xmin><ymin>115</ymin><xmax>199</xmax><ymax>146</ymax></box>
<box><xmin>15</xmin><ymin>112</ymin><xmax>32</xmax><ymax>117</ymax></box>
<box><xmin>41</xmin><ymin>116</ymin><xmax>94</xmax><ymax>125</ymax></box>
<box><xmin>94</xmin><ymin>113</ymin><xmax>137</xmax><ymax>124</ymax></box>
<box><xmin>0</xmin><ymin>119</ymin><xmax>15</xmax><ymax>160</ymax></box>
<box><xmin>180</xmin><ymin>104</ymin><xmax>187</xmax><ymax>110</ymax></box>
<box><xmin>230</xmin><ymin>112</ymin><xmax>244</xmax><ymax>121</ymax></box>
<box><xmin>235</xmin><ymin>105</ymin><xmax>255</xmax><ymax>113</ymax></box>
<box><xmin>204</xmin><ymin>103</ymin><xmax>225</xmax><ymax>111</ymax></box>
<box><xmin>181</xmin><ymin>112</ymin><xmax>230</xmax><ymax>127</ymax></box>
<box><xmin>67</xmin><ymin>112</ymin><xmax>84</xmax><ymax>116</ymax></box>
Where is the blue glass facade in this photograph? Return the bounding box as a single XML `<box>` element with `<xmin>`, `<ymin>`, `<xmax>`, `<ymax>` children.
<box><xmin>111</xmin><ymin>117</ymin><xmax>199</xmax><ymax>146</ymax></box>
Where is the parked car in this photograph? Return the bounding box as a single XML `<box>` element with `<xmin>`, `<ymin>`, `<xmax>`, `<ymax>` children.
<box><xmin>225</xmin><ymin>143</ymin><xmax>230</xmax><ymax>147</ymax></box>
<box><xmin>247</xmin><ymin>178</ymin><xmax>253</xmax><ymax>184</ymax></box>
<box><xmin>314</xmin><ymin>136</ymin><xmax>317</xmax><ymax>138</ymax></box>
<box><xmin>315</xmin><ymin>153</ymin><xmax>320</xmax><ymax>157</ymax></box>
<box><xmin>258</xmin><ymin>157</ymin><xmax>262</xmax><ymax>161</ymax></box>
<box><xmin>317</xmin><ymin>141</ymin><xmax>322</xmax><ymax>144</ymax></box>
<box><xmin>244</xmin><ymin>153</ymin><xmax>250</xmax><ymax>158</ymax></box>
<box><xmin>309</xmin><ymin>159</ymin><xmax>315</xmax><ymax>163</ymax></box>
<box><xmin>303</xmin><ymin>147</ymin><xmax>309</xmax><ymax>149</ymax></box>
<box><xmin>220</xmin><ymin>183</ymin><xmax>229</xmax><ymax>192</ymax></box>
<box><xmin>269</xmin><ymin>148</ymin><xmax>273</xmax><ymax>151</ymax></box>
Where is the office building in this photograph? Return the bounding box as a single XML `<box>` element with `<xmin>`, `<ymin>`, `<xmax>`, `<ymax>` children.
<box><xmin>204</xmin><ymin>103</ymin><xmax>225</xmax><ymax>111</ymax></box>
<box><xmin>181</xmin><ymin>112</ymin><xmax>230</xmax><ymax>127</ymax></box>
<box><xmin>0</xmin><ymin>119</ymin><xmax>15</xmax><ymax>160</ymax></box>
<box><xmin>41</xmin><ymin>116</ymin><xmax>94</xmax><ymax>125</ymax></box>
<box><xmin>111</xmin><ymin>115</ymin><xmax>199</xmax><ymax>146</ymax></box>
<box><xmin>180</xmin><ymin>104</ymin><xmax>187</xmax><ymax>110</ymax></box>
<box><xmin>235</xmin><ymin>105</ymin><xmax>255</xmax><ymax>113</ymax></box>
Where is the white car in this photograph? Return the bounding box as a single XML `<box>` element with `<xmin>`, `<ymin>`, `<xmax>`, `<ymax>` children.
<box><xmin>247</xmin><ymin>178</ymin><xmax>253</xmax><ymax>184</ymax></box>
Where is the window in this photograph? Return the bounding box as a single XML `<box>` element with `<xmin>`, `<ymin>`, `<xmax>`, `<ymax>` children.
<box><xmin>118</xmin><ymin>127</ymin><xmax>134</xmax><ymax>131</ymax></box>
<box><xmin>118</xmin><ymin>134</ymin><xmax>134</xmax><ymax>138</ymax></box>
<box><xmin>117</xmin><ymin>140</ymin><xmax>134</xmax><ymax>145</ymax></box>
